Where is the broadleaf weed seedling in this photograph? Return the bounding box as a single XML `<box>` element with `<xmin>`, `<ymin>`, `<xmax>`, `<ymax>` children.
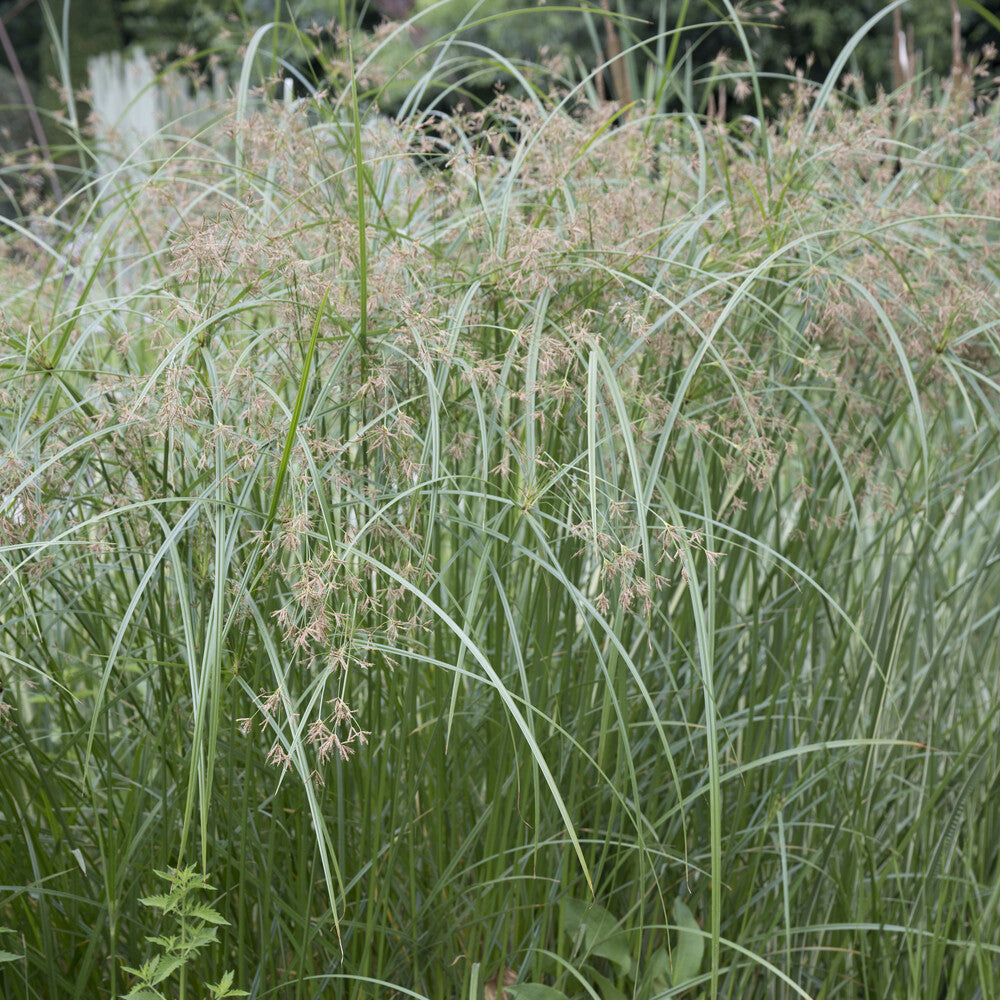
<box><xmin>121</xmin><ymin>867</ymin><xmax>247</xmax><ymax>1000</ymax></box>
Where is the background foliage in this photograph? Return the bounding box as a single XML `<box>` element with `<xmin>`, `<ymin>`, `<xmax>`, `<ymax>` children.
<box><xmin>1</xmin><ymin>1</ymin><xmax>999</xmax><ymax>109</ymax></box>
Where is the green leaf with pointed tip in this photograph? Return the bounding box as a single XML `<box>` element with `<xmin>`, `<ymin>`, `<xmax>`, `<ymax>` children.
<box><xmin>150</xmin><ymin>954</ymin><xmax>185</xmax><ymax>985</ymax></box>
<box><xmin>563</xmin><ymin>897</ymin><xmax>632</xmax><ymax>973</ymax></box>
<box><xmin>187</xmin><ymin>903</ymin><xmax>229</xmax><ymax>925</ymax></box>
<box><xmin>212</xmin><ymin>970</ymin><xmax>234</xmax><ymax>994</ymax></box>
<box><xmin>208</xmin><ymin>969</ymin><xmax>250</xmax><ymax>998</ymax></box>
<box><xmin>587</xmin><ymin>968</ymin><xmax>628</xmax><ymax>1000</ymax></box>
<box><xmin>669</xmin><ymin>898</ymin><xmax>704</xmax><ymax>986</ymax></box>
<box><xmin>507</xmin><ymin>985</ymin><xmax>571</xmax><ymax>1000</ymax></box>
<box><xmin>182</xmin><ymin>927</ymin><xmax>220</xmax><ymax>951</ymax></box>
<box><xmin>638</xmin><ymin>947</ymin><xmax>670</xmax><ymax>999</ymax></box>
<box><xmin>138</xmin><ymin>894</ymin><xmax>174</xmax><ymax>911</ymax></box>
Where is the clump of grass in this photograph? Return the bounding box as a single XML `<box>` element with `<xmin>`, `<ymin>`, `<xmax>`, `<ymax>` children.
<box><xmin>1</xmin><ymin>9</ymin><xmax>999</xmax><ymax>1000</ymax></box>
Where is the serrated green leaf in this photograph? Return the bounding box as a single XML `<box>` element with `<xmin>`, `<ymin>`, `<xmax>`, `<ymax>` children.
<box><xmin>188</xmin><ymin>903</ymin><xmax>229</xmax><ymax>925</ymax></box>
<box><xmin>139</xmin><ymin>894</ymin><xmax>173</xmax><ymax>911</ymax></box>
<box><xmin>123</xmin><ymin>958</ymin><xmax>157</xmax><ymax>980</ymax></box>
<box><xmin>213</xmin><ymin>970</ymin><xmax>234</xmax><ymax>992</ymax></box>
<box><xmin>125</xmin><ymin>987</ymin><xmax>165</xmax><ymax>1000</ymax></box>
<box><xmin>0</xmin><ymin>949</ymin><xmax>22</xmax><ymax>963</ymax></box>
<box><xmin>507</xmin><ymin>985</ymin><xmax>571</xmax><ymax>1000</ymax></box>
<box><xmin>669</xmin><ymin>898</ymin><xmax>703</xmax><ymax>986</ymax></box>
<box><xmin>150</xmin><ymin>953</ymin><xmax>186</xmax><ymax>985</ymax></box>
<box><xmin>208</xmin><ymin>967</ymin><xmax>249</xmax><ymax>1000</ymax></box>
<box><xmin>183</xmin><ymin>927</ymin><xmax>220</xmax><ymax>953</ymax></box>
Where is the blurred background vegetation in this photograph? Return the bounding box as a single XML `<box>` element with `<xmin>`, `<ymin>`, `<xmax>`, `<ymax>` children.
<box><xmin>1</xmin><ymin>0</ymin><xmax>998</xmax><ymax>116</ymax></box>
<box><xmin>0</xmin><ymin>0</ymin><xmax>998</xmax><ymax>233</ymax></box>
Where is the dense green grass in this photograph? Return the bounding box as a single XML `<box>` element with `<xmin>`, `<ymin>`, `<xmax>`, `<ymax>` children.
<box><xmin>2</xmin><ymin>11</ymin><xmax>999</xmax><ymax>1000</ymax></box>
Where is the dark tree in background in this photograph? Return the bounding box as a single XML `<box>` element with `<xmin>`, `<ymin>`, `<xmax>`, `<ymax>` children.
<box><xmin>0</xmin><ymin>1</ymin><xmax>997</xmax><ymax>117</ymax></box>
<box><xmin>36</xmin><ymin>0</ymin><xmax>122</xmax><ymax>124</ymax></box>
<box><xmin>403</xmin><ymin>1</ymin><xmax>998</xmax><ymax>109</ymax></box>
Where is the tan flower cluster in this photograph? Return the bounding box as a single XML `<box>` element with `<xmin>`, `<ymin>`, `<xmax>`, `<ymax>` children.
<box><xmin>2</xmin><ymin>64</ymin><xmax>996</xmax><ymax>784</ymax></box>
